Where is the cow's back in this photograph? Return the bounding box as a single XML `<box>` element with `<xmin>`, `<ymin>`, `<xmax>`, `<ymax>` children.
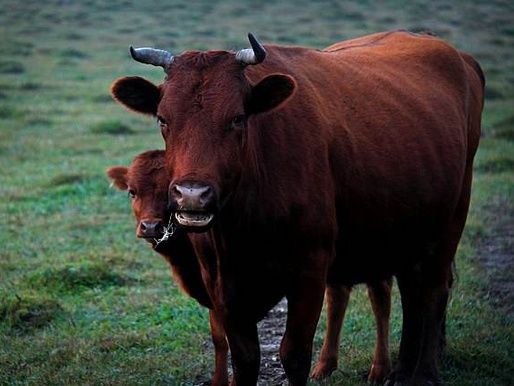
<box><xmin>245</xmin><ymin>31</ymin><xmax>484</xmax><ymax>283</ymax></box>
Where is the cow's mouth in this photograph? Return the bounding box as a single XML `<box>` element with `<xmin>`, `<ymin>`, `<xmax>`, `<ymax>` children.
<box><xmin>175</xmin><ymin>211</ymin><xmax>214</xmax><ymax>228</ymax></box>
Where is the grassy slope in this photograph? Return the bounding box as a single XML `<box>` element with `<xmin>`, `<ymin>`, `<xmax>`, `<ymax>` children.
<box><xmin>1</xmin><ymin>0</ymin><xmax>513</xmax><ymax>384</ymax></box>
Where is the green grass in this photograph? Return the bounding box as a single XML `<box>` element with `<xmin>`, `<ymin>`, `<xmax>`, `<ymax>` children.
<box><xmin>90</xmin><ymin>120</ymin><xmax>135</xmax><ymax>135</ymax></box>
<box><xmin>1</xmin><ymin>0</ymin><xmax>513</xmax><ymax>384</ymax></box>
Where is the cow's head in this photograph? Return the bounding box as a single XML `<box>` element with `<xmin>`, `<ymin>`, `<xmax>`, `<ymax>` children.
<box><xmin>106</xmin><ymin>150</ymin><xmax>170</xmax><ymax>242</ymax></box>
<box><xmin>111</xmin><ymin>34</ymin><xmax>296</xmax><ymax>230</ymax></box>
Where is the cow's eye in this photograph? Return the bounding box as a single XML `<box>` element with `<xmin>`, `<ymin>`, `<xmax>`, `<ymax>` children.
<box><xmin>157</xmin><ymin>116</ymin><xmax>166</xmax><ymax>126</ymax></box>
<box><xmin>230</xmin><ymin>115</ymin><xmax>246</xmax><ymax>130</ymax></box>
<box><xmin>157</xmin><ymin>116</ymin><xmax>169</xmax><ymax>135</ymax></box>
<box><xmin>128</xmin><ymin>189</ymin><xmax>136</xmax><ymax>198</ymax></box>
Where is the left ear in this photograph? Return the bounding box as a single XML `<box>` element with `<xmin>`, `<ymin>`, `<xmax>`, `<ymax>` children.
<box><xmin>111</xmin><ymin>76</ymin><xmax>160</xmax><ymax>115</ymax></box>
<box><xmin>246</xmin><ymin>74</ymin><xmax>296</xmax><ymax>115</ymax></box>
<box><xmin>106</xmin><ymin>166</ymin><xmax>129</xmax><ymax>190</ymax></box>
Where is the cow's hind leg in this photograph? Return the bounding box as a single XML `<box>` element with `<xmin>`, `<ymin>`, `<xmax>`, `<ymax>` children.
<box><xmin>386</xmin><ymin>268</ymin><xmax>423</xmax><ymax>385</ymax></box>
<box><xmin>311</xmin><ymin>284</ymin><xmax>351</xmax><ymax>380</ymax></box>
<box><xmin>367</xmin><ymin>278</ymin><xmax>393</xmax><ymax>384</ymax></box>
<box><xmin>438</xmin><ymin>265</ymin><xmax>454</xmax><ymax>359</ymax></box>
<box><xmin>409</xmin><ymin>270</ymin><xmax>450</xmax><ymax>386</ymax></box>
<box><xmin>410</xmin><ymin>165</ymin><xmax>472</xmax><ymax>385</ymax></box>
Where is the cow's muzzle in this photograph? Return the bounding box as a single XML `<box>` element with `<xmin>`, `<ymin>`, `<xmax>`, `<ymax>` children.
<box><xmin>137</xmin><ymin>219</ymin><xmax>164</xmax><ymax>240</ymax></box>
<box><xmin>169</xmin><ymin>181</ymin><xmax>216</xmax><ymax>229</ymax></box>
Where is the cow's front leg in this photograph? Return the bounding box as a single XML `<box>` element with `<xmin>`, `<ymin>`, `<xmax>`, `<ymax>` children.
<box><xmin>280</xmin><ymin>267</ymin><xmax>326</xmax><ymax>386</ymax></box>
<box><xmin>224</xmin><ymin>317</ymin><xmax>260</xmax><ymax>386</ymax></box>
<box><xmin>209</xmin><ymin>310</ymin><xmax>229</xmax><ymax>386</ymax></box>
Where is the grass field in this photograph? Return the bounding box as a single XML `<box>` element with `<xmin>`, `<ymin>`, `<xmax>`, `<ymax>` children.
<box><xmin>1</xmin><ymin>0</ymin><xmax>513</xmax><ymax>385</ymax></box>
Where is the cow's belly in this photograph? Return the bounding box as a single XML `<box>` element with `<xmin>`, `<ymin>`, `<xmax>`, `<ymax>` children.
<box><xmin>330</xmin><ymin>180</ymin><xmax>464</xmax><ymax>285</ymax></box>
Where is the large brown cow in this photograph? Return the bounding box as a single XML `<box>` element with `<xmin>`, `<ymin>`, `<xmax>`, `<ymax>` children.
<box><xmin>111</xmin><ymin>31</ymin><xmax>484</xmax><ymax>385</ymax></box>
<box><xmin>106</xmin><ymin>150</ymin><xmax>229</xmax><ymax>386</ymax></box>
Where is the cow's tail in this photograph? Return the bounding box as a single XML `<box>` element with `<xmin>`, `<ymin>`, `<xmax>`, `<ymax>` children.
<box><xmin>462</xmin><ymin>52</ymin><xmax>486</xmax><ymax>89</ymax></box>
<box><xmin>459</xmin><ymin>51</ymin><xmax>485</xmax><ymax>165</ymax></box>
<box><xmin>449</xmin><ymin>259</ymin><xmax>457</xmax><ymax>293</ymax></box>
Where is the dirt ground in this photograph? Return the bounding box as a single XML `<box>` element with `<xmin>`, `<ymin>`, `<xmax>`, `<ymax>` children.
<box><xmin>256</xmin><ymin>299</ymin><xmax>288</xmax><ymax>385</ymax></box>
<box><xmin>473</xmin><ymin>201</ymin><xmax>514</xmax><ymax>318</ymax></box>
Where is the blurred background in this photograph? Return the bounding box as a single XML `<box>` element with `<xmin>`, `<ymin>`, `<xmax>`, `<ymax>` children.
<box><xmin>1</xmin><ymin>0</ymin><xmax>513</xmax><ymax>384</ymax></box>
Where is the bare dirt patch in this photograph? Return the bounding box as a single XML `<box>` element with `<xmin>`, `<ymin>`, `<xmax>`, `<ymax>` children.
<box><xmin>199</xmin><ymin>299</ymin><xmax>288</xmax><ymax>385</ymax></box>
<box><xmin>257</xmin><ymin>299</ymin><xmax>288</xmax><ymax>385</ymax></box>
<box><xmin>473</xmin><ymin>200</ymin><xmax>514</xmax><ymax>318</ymax></box>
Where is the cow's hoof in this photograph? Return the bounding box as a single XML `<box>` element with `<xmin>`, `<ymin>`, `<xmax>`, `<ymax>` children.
<box><xmin>211</xmin><ymin>376</ymin><xmax>229</xmax><ymax>386</ymax></box>
<box><xmin>367</xmin><ymin>362</ymin><xmax>391</xmax><ymax>384</ymax></box>
<box><xmin>384</xmin><ymin>375</ymin><xmax>441</xmax><ymax>386</ymax></box>
<box><xmin>310</xmin><ymin>358</ymin><xmax>337</xmax><ymax>380</ymax></box>
<box><xmin>384</xmin><ymin>380</ymin><xmax>409</xmax><ymax>386</ymax></box>
<box><xmin>384</xmin><ymin>369</ymin><xmax>409</xmax><ymax>386</ymax></box>
<box><xmin>410</xmin><ymin>375</ymin><xmax>441</xmax><ymax>386</ymax></box>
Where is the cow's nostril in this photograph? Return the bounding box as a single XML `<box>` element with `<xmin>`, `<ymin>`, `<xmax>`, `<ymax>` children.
<box><xmin>171</xmin><ymin>185</ymin><xmax>182</xmax><ymax>199</ymax></box>
<box><xmin>200</xmin><ymin>186</ymin><xmax>213</xmax><ymax>204</ymax></box>
<box><xmin>170</xmin><ymin>184</ymin><xmax>183</xmax><ymax>202</ymax></box>
<box><xmin>140</xmin><ymin>222</ymin><xmax>147</xmax><ymax>231</ymax></box>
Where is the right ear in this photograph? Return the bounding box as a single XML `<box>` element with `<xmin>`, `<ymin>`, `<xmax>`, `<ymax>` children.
<box><xmin>110</xmin><ymin>76</ymin><xmax>160</xmax><ymax>115</ymax></box>
<box><xmin>106</xmin><ymin>166</ymin><xmax>128</xmax><ymax>190</ymax></box>
<box><xmin>246</xmin><ymin>74</ymin><xmax>296</xmax><ymax>115</ymax></box>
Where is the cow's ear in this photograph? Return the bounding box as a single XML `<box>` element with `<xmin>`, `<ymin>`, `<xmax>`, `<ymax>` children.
<box><xmin>111</xmin><ymin>76</ymin><xmax>160</xmax><ymax>115</ymax></box>
<box><xmin>247</xmin><ymin>74</ymin><xmax>296</xmax><ymax>115</ymax></box>
<box><xmin>106</xmin><ymin>166</ymin><xmax>129</xmax><ymax>190</ymax></box>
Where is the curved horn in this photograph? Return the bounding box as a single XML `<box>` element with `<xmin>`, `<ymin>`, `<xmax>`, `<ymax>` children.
<box><xmin>235</xmin><ymin>33</ymin><xmax>266</xmax><ymax>65</ymax></box>
<box><xmin>129</xmin><ymin>46</ymin><xmax>173</xmax><ymax>70</ymax></box>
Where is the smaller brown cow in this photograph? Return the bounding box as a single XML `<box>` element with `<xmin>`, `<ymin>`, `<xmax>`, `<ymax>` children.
<box><xmin>106</xmin><ymin>150</ymin><xmax>229</xmax><ymax>386</ymax></box>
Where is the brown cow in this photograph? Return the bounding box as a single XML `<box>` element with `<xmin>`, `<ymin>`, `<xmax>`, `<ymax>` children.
<box><xmin>106</xmin><ymin>150</ymin><xmax>229</xmax><ymax>386</ymax></box>
<box><xmin>110</xmin><ymin>30</ymin><xmax>484</xmax><ymax>385</ymax></box>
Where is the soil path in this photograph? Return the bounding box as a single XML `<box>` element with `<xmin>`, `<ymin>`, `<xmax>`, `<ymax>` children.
<box><xmin>472</xmin><ymin>201</ymin><xmax>514</xmax><ymax>317</ymax></box>
<box><xmin>256</xmin><ymin>299</ymin><xmax>288</xmax><ymax>385</ymax></box>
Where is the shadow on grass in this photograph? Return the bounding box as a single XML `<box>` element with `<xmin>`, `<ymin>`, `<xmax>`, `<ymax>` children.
<box><xmin>0</xmin><ymin>106</ymin><xmax>23</xmax><ymax>119</ymax></box>
<box><xmin>49</xmin><ymin>173</ymin><xmax>89</xmax><ymax>186</ymax></box>
<box><xmin>91</xmin><ymin>94</ymin><xmax>114</xmax><ymax>103</ymax></box>
<box><xmin>442</xmin><ymin>346</ymin><xmax>514</xmax><ymax>385</ymax></box>
<box><xmin>27</xmin><ymin>262</ymin><xmax>132</xmax><ymax>293</ymax></box>
<box><xmin>0</xmin><ymin>293</ymin><xmax>63</xmax><ymax>333</ymax></box>
<box><xmin>59</xmin><ymin>48</ymin><xmax>89</xmax><ymax>59</ymax></box>
<box><xmin>491</xmin><ymin>114</ymin><xmax>514</xmax><ymax>141</ymax></box>
<box><xmin>485</xmin><ymin>85</ymin><xmax>504</xmax><ymax>100</ymax></box>
<box><xmin>475</xmin><ymin>157</ymin><xmax>514</xmax><ymax>173</ymax></box>
<box><xmin>0</xmin><ymin>61</ymin><xmax>25</xmax><ymax>74</ymax></box>
<box><xmin>90</xmin><ymin>120</ymin><xmax>134</xmax><ymax>135</ymax></box>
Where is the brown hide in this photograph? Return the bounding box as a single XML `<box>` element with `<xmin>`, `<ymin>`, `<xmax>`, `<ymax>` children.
<box><xmin>111</xmin><ymin>31</ymin><xmax>484</xmax><ymax>385</ymax></box>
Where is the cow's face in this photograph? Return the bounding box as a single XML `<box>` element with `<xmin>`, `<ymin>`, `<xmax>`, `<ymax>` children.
<box><xmin>106</xmin><ymin>150</ymin><xmax>169</xmax><ymax>242</ymax></box>
<box><xmin>111</xmin><ymin>40</ymin><xmax>296</xmax><ymax>230</ymax></box>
